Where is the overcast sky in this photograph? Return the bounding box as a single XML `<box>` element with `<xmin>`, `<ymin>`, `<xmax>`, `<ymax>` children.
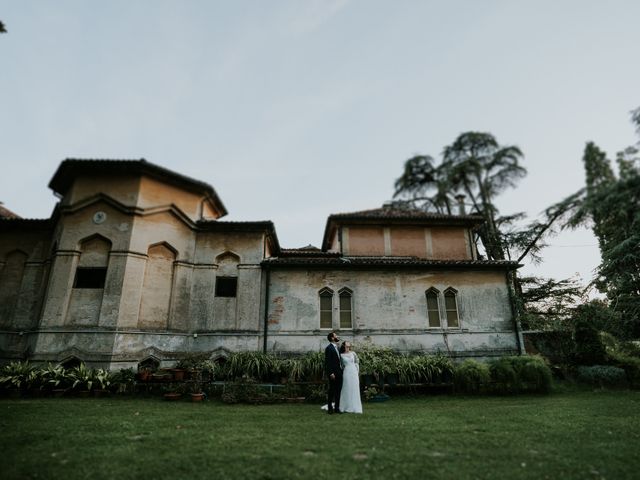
<box><xmin>1</xmin><ymin>1</ymin><xmax>639</xmax><ymax>287</ymax></box>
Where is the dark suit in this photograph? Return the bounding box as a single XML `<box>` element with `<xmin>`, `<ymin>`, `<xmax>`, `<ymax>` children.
<box><xmin>325</xmin><ymin>342</ymin><xmax>343</xmax><ymax>412</ymax></box>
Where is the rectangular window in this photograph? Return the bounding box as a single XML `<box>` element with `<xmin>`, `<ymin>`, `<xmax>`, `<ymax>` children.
<box><xmin>215</xmin><ymin>277</ymin><xmax>237</xmax><ymax>297</ymax></box>
<box><xmin>426</xmin><ymin>291</ymin><xmax>441</xmax><ymax>328</ymax></box>
<box><xmin>73</xmin><ymin>267</ymin><xmax>107</xmax><ymax>289</ymax></box>
<box><xmin>445</xmin><ymin>292</ymin><xmax>459</xmax><ymax>328</ymax></box>
<box><xmin>339</xmin><ymin>293</ymin><xmax>352</xmax><ymax>329</ymax></box>
<box><xmin>320</xmin><ymin>294</ymin><xmax>333</xmax><ymax>329</ymax></box>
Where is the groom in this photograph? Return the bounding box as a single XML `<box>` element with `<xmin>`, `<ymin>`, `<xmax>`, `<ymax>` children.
<box><xmin>325</xmin><ymin>331</ymin><xmax>343</xmax><ymax>414</ymax></box>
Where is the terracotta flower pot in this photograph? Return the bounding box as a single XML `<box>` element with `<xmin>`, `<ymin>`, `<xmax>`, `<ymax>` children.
<box><xmin>190</xmin><ymin>393</ymin><xmax>205</xmax><ymax>402</ymax></box>
<box><xmin>163</xmin><ymin>392</ymin><xmax>182</xmax><ymax>401</ymax></box>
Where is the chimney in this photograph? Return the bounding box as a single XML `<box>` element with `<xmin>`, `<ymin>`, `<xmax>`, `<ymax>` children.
<box><xmin>454</xmin><ymin>194</ymin><xmax>466</xmax><ymax>215</ymax></box>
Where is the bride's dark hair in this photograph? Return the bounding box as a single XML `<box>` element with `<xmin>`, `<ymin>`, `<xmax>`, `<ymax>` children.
<box><xmin>339</xmin><ymin>341</ymin><xmax>347</xmax><ymax>353</ymax></box>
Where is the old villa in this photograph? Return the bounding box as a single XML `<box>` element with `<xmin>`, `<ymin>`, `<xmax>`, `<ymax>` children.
<box><xmin>0</xmin><ymin>159</ymin><xmax>523</xmax><ymax>369</ymax></box>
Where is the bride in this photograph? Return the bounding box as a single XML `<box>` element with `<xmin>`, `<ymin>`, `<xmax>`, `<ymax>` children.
<box><xmin>339</xmin><ymin>341</ymin><xmax>363</xmax><ymax>414</ymax></box>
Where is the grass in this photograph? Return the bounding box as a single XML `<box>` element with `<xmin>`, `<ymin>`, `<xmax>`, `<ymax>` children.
<box><xmin>1</xmin><ymin>390</ymin><xmax>639</xmax><ymax>480</ymax></box>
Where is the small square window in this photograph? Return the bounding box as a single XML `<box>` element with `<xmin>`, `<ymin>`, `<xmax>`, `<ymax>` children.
<box><xmin>215</xmin><ymin>277</ymin><xmax>237</xmax><ymax>297</ymax></box>
<box><xmin>74</xmin><ymin>267</ymin><xmax>107</xmax><ymax>289</ymax></box>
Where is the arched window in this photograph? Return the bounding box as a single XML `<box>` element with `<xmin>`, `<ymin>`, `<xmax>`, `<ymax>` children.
<box><xmin>444</xmin><ymin>288</ymin><xmax>460</xmax><ymax>328</ymax></box>
<box><xmin>426</xmin><ymin>288</ymin><xmax>441</xmax><ymax>328</ymax></box>
<box><xmin>319</xmin><ymin>288</ymin><xmax>333</xmax><ymax>329</ymax></box>
<box><xmin>339</xmin><ymin>288</ymin><xmax>353</xmax><ymax>329</ymax></box>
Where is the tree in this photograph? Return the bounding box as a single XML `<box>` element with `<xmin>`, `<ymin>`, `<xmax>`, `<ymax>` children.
<box><xmin>394</xmin><ymin>132</ymin><xmax>526</xmax><ymax>261</ymax></box>
<box><xmin>566</xmin><ymin>109</ymin><xmax>640</xmax><ymax>338</ymax></box>
<box><xmin>0</xmin><ymin>21</ymin><xmax>6</xmax><ymax>33</ymax></box>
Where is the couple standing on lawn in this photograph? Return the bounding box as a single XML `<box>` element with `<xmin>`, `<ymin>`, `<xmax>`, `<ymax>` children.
<box><xmin>324</xmin><ymin>331</ymin><xmax>363</xmax><ymax>414</ymax></box>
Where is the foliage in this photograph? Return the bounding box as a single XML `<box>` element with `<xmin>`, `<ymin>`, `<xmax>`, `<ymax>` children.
<box><xmin>0</xmin><ymin>361</ymin><xmax>35</xmax><ymax>391</ymax></box>
<box><xmin>453</xmin><ymin>359</ymin><xmax>490</xmax><ymax>393</ymax></box>
<box><xmin>223</xmin><ymin>352</ymin><xmax>275</xmax><ymax>382</ymax></box>
<box><xmin>488</xmin><ymin>358</ymin><xmax>518</xmax><ymax>394</ymax></box>
<box><xmin>563</xmin><ymin>111</ymin><xmax>640</xmax><ymax>338</ymax></box>
<box><xmin>68</xmin><ymin>363</ymin><xmax>95</xmax><ymax>391</ymax></box>
<box><xmin>572</xmin><ymin>314</ymin><xmax>608</xmax><ymax>365</ymax></box>
<box><xmin>393</xmin><ymin>132</ymin><xmax>526</xmax><ymax>261</ymax></box>
<box><xmin>110</xmin><ymin>368</ymin><xmax>136</xmax><ymax>394</ymax></box>
<box><xmin>576</xmin><ymin>365</ymin><xmax>628</xmax><ymax>388</ymax></box>
<box><xmin>519</xmin><ymin>276</ymin><xmax>586</xmax><ymax>330</ymax></box>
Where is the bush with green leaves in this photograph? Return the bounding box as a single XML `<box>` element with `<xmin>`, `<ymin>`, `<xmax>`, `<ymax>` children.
<box><xmin>489</xmin><ymin>358</ymin><xmax>518</xmax><ymax>394</ymax></box>
<box><xmin>577</xmin><ymin>365</ymin><xmax>628</xmax><ymax>388</ymax></box>
<box><xmin>454</xmin><ymin>360</ymin><xmax>490</xmax><ymax>394</ymax></box>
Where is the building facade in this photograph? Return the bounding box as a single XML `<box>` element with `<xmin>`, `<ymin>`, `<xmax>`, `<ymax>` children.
<box><xmin>0</xmin><ymin>159</ymin><xmax>523</xmax><ymax>369</ymax></box>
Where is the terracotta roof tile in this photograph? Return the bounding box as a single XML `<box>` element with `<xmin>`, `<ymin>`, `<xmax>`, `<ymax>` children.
<box><xmin>0</xmin><ymin>203</ymin><xmax>20</xmax><ymax>219</ymax></box>
<box><xmin>263</xmin><ymin>256</ymin><xmax>520</xmax><ymax>270</ymax></box>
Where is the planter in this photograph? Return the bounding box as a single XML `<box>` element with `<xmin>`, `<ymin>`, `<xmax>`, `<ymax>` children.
<box><xmin>163</xmin><ymin>392</ymin><xmax>182</xmax><ymax>401</ymax></box>
<box><xmin>52</xmin><ymin>389</ymin><xmax>66</xmax><ymax>398</ymax></box>
<box><xmin>171</xmin><ymin>369</ymin><xmax>185</xmax><ymax>381</ymax></box>
<box><xmin>285</xmin><ymin>397</ymin><xmax>306</xmax><ymax>403</ymax></box>
<box><xmin>190</xmin><ymin>393</ymin><xmax>205</xmax><ymax>402</ymax></box>
<box><xmin>138</xmin><ymin>371</ymin><xmax>152</xmax><ymax>382</ymax></box>
<box><xmin>77</xmin><ymin>390</ymin><xmax>91</xmax><ymax>398</ymax></box>
<box><xmin>93</xmin><ymin>389</ymin><xmax>110</xmax><ymax>398</ymax></box>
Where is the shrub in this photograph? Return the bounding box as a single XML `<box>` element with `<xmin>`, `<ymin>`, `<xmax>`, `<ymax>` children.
<box><xmin>576</xmin><ymin>365</ymin><xmax>628</xmax><ymax>388</ymax></box>
<box><xmin>518</xmin><ymin>357</ymin><xmax>553</xmax><ymax>393</ymax></box>
<box><xmin>454</xmin><ymin>360</ymin><xmax>490</xmax><ymax>394</ymax></box>
<box><xmin>573</xmin><ymin>319</ymin><xmax>607</xmax><ymax>365</ymax></box>
<box><xmin>489</xmin><ymin>358</ymin><xmax>518</xmax><ymax>394</ymax></box>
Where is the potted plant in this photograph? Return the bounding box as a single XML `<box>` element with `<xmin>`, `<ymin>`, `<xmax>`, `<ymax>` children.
<box><xmin>189</xmin><ymin>368</ymin><xmax>205</xmax><ymax>402</ymax></box>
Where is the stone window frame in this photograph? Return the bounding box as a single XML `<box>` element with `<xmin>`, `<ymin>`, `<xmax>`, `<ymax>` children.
<box><xmin>318</xmin><ymin>287</ymin><xmax>334</xmax><ymax>330</ymax></box>
<box><xmin>443</xmin><ymin>287</ymin><xmax>461</xmax><ymax>329</ymax></box>
<box><xmin>338</xmin><ymin>287</ymin><xmax>354</xmax><ymax>330</ymax></box>
<box><xmin>425</xmin><ymin>287</ymin><xmax>442</xmax><ymax>328</ymax></box>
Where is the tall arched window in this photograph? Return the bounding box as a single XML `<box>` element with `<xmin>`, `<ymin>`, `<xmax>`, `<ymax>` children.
<box><xmin>319</xmin><ymin>288</ymin><xmax>333</xmax><ymax>329</ymax></box>
<box><xmin>339</xmin><ymin>287</ymin><xmax>353</xmax><ymax>329</ymax></box>
<box><xmin>444</xmin><ymin>288</ymin><xmax>460</xmax><ymax>328</ymax></box>
<box><xmin>426</xmin><ymin>288</ymin><xmax>441</xmax><ymax>328</ymax></box>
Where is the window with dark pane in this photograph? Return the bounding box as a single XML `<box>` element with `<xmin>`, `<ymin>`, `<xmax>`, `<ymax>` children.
<box><xmin>339</xmin><ymin>290</ymin><xmax>352</xmax><ymax>329</ymax></box>
<box><xmin>215</xmin><ymin>277</ymin><xmax>237</xmax><ymax>297</ymax></box>
<box><xmin>319</xmin><ymin>290</ymin><xmax>333</xmax><ymax>329</ymax></box>
<box><xmin>444</xmin><ymin>290</ymin><xmax>459</xmax><ymax>327</ymax></box>
<box><xmin>426</xmin><ymin>289</ymin><xmax>441</xmax><ymax>327</ymax></box>
<box><xmin>74</xmin><ymin>267</ymin><xmax>107</xmax><ymax>288</ymax></box>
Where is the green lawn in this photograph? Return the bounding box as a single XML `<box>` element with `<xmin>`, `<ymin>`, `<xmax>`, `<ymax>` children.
<box><xmin>2</xmin><ymin>390</ymin><xmax>639</xmax><ymax>480</ymax></box>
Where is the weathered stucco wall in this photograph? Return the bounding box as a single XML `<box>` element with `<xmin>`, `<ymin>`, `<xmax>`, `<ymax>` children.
<box><xmin>265</xmin><ymin>268</ymin><xmax>517</xmax><ymax>356</ymax></box>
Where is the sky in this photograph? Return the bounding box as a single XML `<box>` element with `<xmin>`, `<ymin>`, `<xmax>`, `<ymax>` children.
<box><xmin>1</xmin><ymin>0</ymin><xmax>639</xmax><ymax>288</ymax></box>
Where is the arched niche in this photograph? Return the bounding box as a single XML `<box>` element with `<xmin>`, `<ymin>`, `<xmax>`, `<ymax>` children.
<box><xmin>138</xmin><ymin>243</ymin><xmax>177</xmax><ymax>330</ymax></box>
<box><xmin>215</xmin><ymin>250</ymin><xmax>240</xmax><ymax>277</ymax></box>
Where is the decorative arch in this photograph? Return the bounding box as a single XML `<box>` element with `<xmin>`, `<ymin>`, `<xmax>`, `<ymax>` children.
<box><xmin>59</xmin><ymin>356</ymin><xmax>83</xmax><ymax>370</ymax></box>
<box><xmin>138</xmin><ymin>356</ymin><xmax>161</xmax><ymax>372</ymax></box>
<box><xmin>338</xmin><ymin>287</ymin><xmax>353</xmax><ymax>329</ymax></box>
<box><xmin>425</xmin><ymin>287</ymin><xmax>441</xmax><ymax>328</ymax></box>
<box><xmin>443</xmin><ymin>287</ymin><xmax>460</xmax><ymax>328</ymax></box>
<box><xmin>319</xmin><ymin>287</ymin><xmax>334</xmax><ymax>329</ymax></box>
<box><xmin>138</xmin><ymin>243</ymin><xmax>176</xmax><ymax>330</ymax></box>
<box><xmin>73</xmin><ymin>235</ymin><xmax>112</xmax><ymax>289</ymax></box>
<box><xmin>215</xmin><ymin>250</ymin><xmax>240</xmax><ymax>277</ymax></box>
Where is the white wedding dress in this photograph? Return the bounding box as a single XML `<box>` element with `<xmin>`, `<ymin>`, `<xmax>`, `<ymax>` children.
<box><xmin>339</xmin><ymin>352</ymin><xmax>363</xmax><ymax>414</ymax></box>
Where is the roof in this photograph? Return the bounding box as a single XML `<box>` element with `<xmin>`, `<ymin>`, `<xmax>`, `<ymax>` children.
<box><xmin>280</xmin><ymin>246</ymin><xmax>341</xmax><ymax>258</ymax></box>
<box><xmin>49</xmin><ymin>158</ymin><xmax>228</xmax><ymax>217</ymax></box>
<box><xmin>263</xmin><ymin>256</ymin><xmax>521</xmax><ymax>270</ymax></box>
<box><xmin>0</xmin><ymin>218</ymin><xmax>52</xmax><ymax>231</ymax></box>
<box><xmin>322</xmin><ymin>205</ymin><xmax>485</xmax><ymax>250</ymax></box>
<box><xmin>0</xmin><ymin>203</ymin><xmax>20</xmax><ymax>219</ymax></box>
